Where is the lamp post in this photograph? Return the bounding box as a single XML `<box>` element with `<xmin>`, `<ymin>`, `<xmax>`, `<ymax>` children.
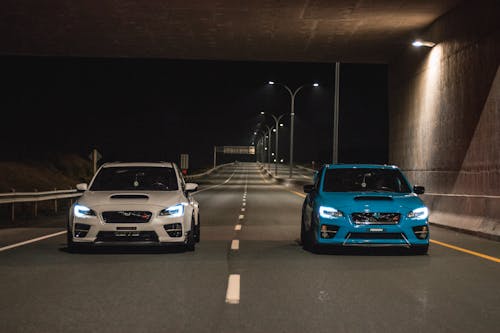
<box><xmin>270</xmin><ymin>114</ymin><xmax>285</xmax><ymax>175</ymax></box>
<box><xmin>268</xmin><ymin>81</ymin><xmax>319</xmax><ymax>178</ymax></box>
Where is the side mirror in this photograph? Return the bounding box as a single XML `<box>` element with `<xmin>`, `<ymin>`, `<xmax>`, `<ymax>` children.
<box><xmin>413</xmin><ymin>185</ymin><xmax>425</xmax><ymax>195</ymax></box>
<box><xmin>313</xmin><ymin>171</ymin><xmax>319</xmax><ymax>183</ymax></box>
<box><xmin>303</xmin><ymin>184</ymin><xmax>315</xmax><ymax>194</ymax></box>
<box><xmin>76</xmin><ymin>183</ymin><xmax>88</xmax><ymax>191</ymax></box>
<box><xmin>185</xmin><ymin>183</ymin><xmax>198</xmax><ymax>193</ymax></box>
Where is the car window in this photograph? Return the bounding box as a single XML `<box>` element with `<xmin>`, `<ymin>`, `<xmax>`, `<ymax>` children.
<box><xmin>323</xmin><ymin>168</ymin><xmax>411</xmax><ymax>193</ymax></box>
<box><xmin>90</xmin><ymin>167</ymin><xmax>179</xmax><ymax>191</ymax></box>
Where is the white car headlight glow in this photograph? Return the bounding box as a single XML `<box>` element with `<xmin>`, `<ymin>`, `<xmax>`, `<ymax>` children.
<box><xmin>319</xmin><ymin>206</ymin><xmax>344</xmax><ymax>219</ymax></box>
<box><xmin>74</xmin><ymin>204</ymin><xmax>96</xmax><ymax>218</ymax></box>
<box><xmin>407</xmin><ymin>207</ymin><xmax>429</xmax><ymax>220</ymax></box>
<box><xmin>159</xmin><ymin>203</ymin><xmax>185</xmax><ymax>217</ymax></box>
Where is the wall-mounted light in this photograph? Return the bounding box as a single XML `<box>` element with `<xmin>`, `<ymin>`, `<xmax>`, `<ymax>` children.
<box><xmin>268</xmin><ymin>81</ymin><xmax>275</xmax><ymax>85</ymax></box>
<box><xmin>412</xmin><ymin>39</ymin><xmax>436</xmax><ymax>48</ymax></box>
<box><xmin>313</xmin><ymin>83</ymin><xmax>319</xmax><ymax>87</ymax></box>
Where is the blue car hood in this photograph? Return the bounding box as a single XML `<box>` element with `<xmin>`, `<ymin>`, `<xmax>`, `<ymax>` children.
<box><xmin>318</xmin><ymin>192</ymin><xmax>424</xmax><ymax>214</ymax></box>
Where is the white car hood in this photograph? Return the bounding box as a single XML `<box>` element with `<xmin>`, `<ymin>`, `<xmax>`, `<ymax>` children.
<box><xmin>78</xmin><ymin>191</ymin><xmax>185</xmax><ymax>211</ymax></box>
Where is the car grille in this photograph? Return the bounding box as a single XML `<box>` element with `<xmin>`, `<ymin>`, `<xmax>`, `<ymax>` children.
<box><xmin>351</xmin><ymin>212</ymin><xmax>401</xmax><ymax>224</ymax></box>
<box><xmin>348</xmin><ymin>232</ymin><xmax>404</xmax><ymax>240</ymax></box>
<box><xmin>102</xmin><ymin>211</ymin><xmax>152</xmax><ymax>223</ymax></box>
<box><xmin>95</xmin><ymin>231</ymin><xmax>159</xmax><ymax>242</ymax></box>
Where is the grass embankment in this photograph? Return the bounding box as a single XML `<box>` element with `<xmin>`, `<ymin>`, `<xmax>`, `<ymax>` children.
<box><xmin>0</xmin><ymin>154</ymin><xmax>92</xmax><ymax>193</ymax></box>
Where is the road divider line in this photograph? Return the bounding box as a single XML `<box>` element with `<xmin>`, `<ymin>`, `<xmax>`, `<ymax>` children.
<box><xmin>235</xmin><ymin>224</ymin><xmax>242</xmax><ymax>231</ymax></box>
<box><xmin>0</xmin><ymin>231</ymin><xmax>67</xmax><ymax>252</ymax></box>
<box><xmin>231</xmin><ymin>239</ymin><xmax>240</xmax><ymax>250</ymax></box>
<box><xmin>242</xmin><ymin>202</ymin><xmax>246</xmax><ymax>207</ymax></box>
<box><xmin>290</xmin><ymin>190</ymin><xmax>306</xmax><ymax>198</ymax></box>
<box><xmin>192</xmin><ymin>166</ymin><xmax>238</xmax><ymax>194</ymax></box>
<box><xmin>241</xmin><ymin>208</ymin><xmax>245</xmax><ymax>212</ymax></box>
<box><xmin>238</xmin><ymin>214</ymin><xmax>244</xmax><ymax>220</ymax></box>
<box><xmin>225</xmin><ymin>274</ymin><xmax>240</xmax><ymax>304</ymax></box>
<box><xmin>430</xmin><ymin>239</ymin><xmax>500</xmax><ymax>263</ymax></box>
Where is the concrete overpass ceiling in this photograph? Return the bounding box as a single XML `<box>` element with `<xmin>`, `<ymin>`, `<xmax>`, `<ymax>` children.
<box><xmin>0</xmin><ymin>0</ymin><xmax>462</xmax><ymax>63</ymax></box>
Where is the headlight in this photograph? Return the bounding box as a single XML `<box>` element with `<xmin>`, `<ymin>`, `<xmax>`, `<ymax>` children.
<box><xmin>319</xmin><ymin>206</ymin><xmax>344</xmax><ymax>219</ymax></box>
<box><xmin>407</xmin><ymin>207</ymin><xmax>429</xmax><ymax>220</ymax></box>
<box><xmin>74</xmin><ymin>204</ymin><xmax>96</xmax><ymax>218</ymax></box>
<box><xmin>159</xmin><ymin>203</ymin><xmax>185</xmax><ymax>217</ymax></box>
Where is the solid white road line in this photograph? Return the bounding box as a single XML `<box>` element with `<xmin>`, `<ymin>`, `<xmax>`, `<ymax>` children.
<box><xmin>231</xmin><ymin>239</ymin><xmax>240</xmax><ymax>250</ymax></box>
<box><xmin>192</xmin><ymin>166</ymin><xmax>238</xmax><ymax>194</ymax></box>
<box><xmin>238</xmin><ymin>214</ymin><xmax>244</xmax><ymax>220</ymax></box>
<box><xmin>0</xmin><ymin>230</ymin><xmax>67</xmax><ymax>252</ymax></box>
<box><xmin>235</xmin><ymin>224</ymin><xmax>242</xmax><ymax>231</ymax></box>
<box><xmin>225</xmin><ymin>274</ymin><xmax>240</xmax><ymax>304</ymax></box>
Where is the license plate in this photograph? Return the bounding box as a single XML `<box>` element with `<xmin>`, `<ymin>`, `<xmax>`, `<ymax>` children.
<box><xmin>114</xmin><ymin>231</ymin><xmax>140</xmax><ymax>237</ymax></box>
<box><xmin>369</xmin><ymin>228</ymin><xmax>384</xmax><ymax>232</ymax></box>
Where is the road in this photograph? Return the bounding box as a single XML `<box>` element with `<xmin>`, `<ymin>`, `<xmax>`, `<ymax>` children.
<box><xmin>1</xmin><ymin>163</ymin><xmax>499</xmax><ymax>333</ymax></box>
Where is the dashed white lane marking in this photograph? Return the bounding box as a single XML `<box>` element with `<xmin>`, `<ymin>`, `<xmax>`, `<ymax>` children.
<box><xmin>0</xmin><ymin>230</ymin><xmax>67</xmax><ymax>252</ymax></box>
<box><xmin>241</xmin><ymin>208</ymin><xmax>245</xmax><ymax>212</ymax></box>
<box><xmin>242</xmin><ymin>202</ymin><xmax>246</xmax><ymax>206</ymax></box>
<box><xmin>242</xmin><ymin>198</ymin><xmax>246</xmax><ymax>202</ymax></box>
<box><xmin>231</xmin><ymin>239</ymin><xmax>240</xmax><ymax>250</ymax></box>
<box><xmin>225</xmin><ymin>274</ymin><xmax>240</xmax><ymax>304</ymax></box>
<box><xmin>238</xmin><ymin>214</ymin><xmax>244</xmax><ymax>220</ymax></box>
<box><xmin>235</xmin><ymin>224</ymin><xmax>242</xmax><ymax>231</ymax></box>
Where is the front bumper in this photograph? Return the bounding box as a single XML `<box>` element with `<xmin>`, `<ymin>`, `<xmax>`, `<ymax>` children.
<box><xmin>315</xmin><ymin>216</ymin><xmax>429</xmax><ymax>247</ymax></box>
<box><xmin>70</xmin><ymin>215</ymin><xmax>188</xmax><ymax>246</ymax></box>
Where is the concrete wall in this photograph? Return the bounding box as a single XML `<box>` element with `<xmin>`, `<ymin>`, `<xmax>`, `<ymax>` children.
<box><xmin>388</xmin><ymin>0</ymin><xmax>500</xmax><ymax>237</ymax></box>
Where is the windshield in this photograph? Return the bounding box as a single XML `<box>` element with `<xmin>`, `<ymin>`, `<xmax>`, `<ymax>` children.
<box><xmin>90</xmin><ymin>167</ymin><xmax>179</xmax><ymax>191</ymax></box>
<box><xmin>323</xmin><ymin>168</ymin><xmax>411</xmax><ymax>193</ymax></box>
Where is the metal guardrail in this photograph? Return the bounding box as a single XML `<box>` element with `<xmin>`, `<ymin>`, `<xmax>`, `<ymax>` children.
<box><xmin>185</xmin><ymin>162</ymin><xmax>234</xmax><ymax>180</ymax></box>
<box><xmin>0</xmin><ymin>163</ymin><xmax>234</xmax><ymax>221</ymax></box>
<box><xmin>0</xmin><ymin>189</ymin><xmax>81</xmax><ymax>204</ymax></box>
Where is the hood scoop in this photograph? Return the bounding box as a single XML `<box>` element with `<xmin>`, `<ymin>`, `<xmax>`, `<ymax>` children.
<box><xmin>110</xmin><ymin>194</ymin><xmax>149</xmax><ymax>200</ymax></box>
<box><xmin>354</xmin><ymin>196</ymin><xmax>393</xmax><ymax>201</ymax></box>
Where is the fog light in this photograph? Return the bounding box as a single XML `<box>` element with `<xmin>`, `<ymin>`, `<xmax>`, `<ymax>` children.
<box><xmin>320</xmin><ymin>224</ymin><xmax>339</xmax><ymax>239</ymax></box>
<box><xmin>74</xmin><ymin>223</ymin><xmax>90</xmax><ymax>238</ymax></box>
<box><xmin>164</xmin><ymin>223</ymin><xmax>183</xmax><ymax>237</ymax></box>
<box><xmin>413</xmin><ymin>225</ymin><xmax>429</xmax><ymax>239</ymax></box>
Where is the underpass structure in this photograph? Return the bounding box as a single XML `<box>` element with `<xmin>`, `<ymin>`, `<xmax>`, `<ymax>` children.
<box><xmin>0</xmin><ymin>163</ymin><xmax>498</xmax><ymax>333</ymax></box>
<box><xmin>1</xmin><ymin>0</ymin><xmax>498</xmax><ymax>236</ymax></box>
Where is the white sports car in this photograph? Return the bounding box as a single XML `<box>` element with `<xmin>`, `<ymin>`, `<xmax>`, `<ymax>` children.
<box><xmin>67</xmin><ymin>162</ymin><xmax>200</xmax><ymax>251</ymax></box>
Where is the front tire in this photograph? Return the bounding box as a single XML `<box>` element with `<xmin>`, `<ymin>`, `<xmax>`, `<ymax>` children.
<box><xmin>194</xmin><ymin>214</ymin><xmax>201</xmax><ymax>243</ymax></box>
<box><xmin>184</xmin><ymin>219</ymin><xmax>196</xmax><ymax>251</ymax></box>
<box><xmin>66</xmin><ymin>224</ymin><xmax>79</xmax><ymax>253</ymax></box>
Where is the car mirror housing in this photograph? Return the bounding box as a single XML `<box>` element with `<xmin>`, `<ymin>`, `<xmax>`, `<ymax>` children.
<box><xmin>76</xmin><ymin>183</ymin><xmax>88</xmax><ymax>191</ymax></box>
<box><xmin>303</xmin><ymin>184</ymin><xmax>315</xmax><ymax>193</ymax></box>
<box><xmin>413</xmin><ymin>185</ymin><xmax>425</xmax><ymax>195</ymax></box>
<box><xmin>185</xmin><ymin>183</ymin><xmax>198</xmax><ymax>193</ymax></box>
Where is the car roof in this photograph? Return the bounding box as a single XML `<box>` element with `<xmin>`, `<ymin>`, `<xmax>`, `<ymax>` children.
<box><xmin>324</xmin><ymin>164</ymin><xmax>399</xmax><ymax>170</ymax></box>
<box><xmin>101</xmin><ymin>162</ymin><xmax>175</xmax><ymax>168</ymax></box>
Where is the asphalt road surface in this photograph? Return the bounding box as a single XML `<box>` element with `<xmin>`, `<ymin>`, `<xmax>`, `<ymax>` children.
<box><xmin>1</xmin><ymin>163</ymin><xmax>499</xmax><ymax>333</ymax></box>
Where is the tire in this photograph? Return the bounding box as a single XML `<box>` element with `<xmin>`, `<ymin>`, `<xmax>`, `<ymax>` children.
<box><xmin>411</xmin><ymin>244</ymin><xmax>429</xmax><ymax>255</ymax></box>
<box><xmin>66</xmin><ymin>224</ymin><xmax>79</xmax><ymax>253</ymax></box>
<box><xmin>185</xmin><ymin>219</ymin><xmax>196</xmax><ymax>251</ymax></box>
<box><xmin>307</xmin><ymin>215</ymin><xmax>322</xmax><ymax>254</ymax></box>
<box><xmin>194</xmin><ymin>214</ymin><xmax>201</xmax><ymax>243</ymax></box>
<box><xmin>300</xmin><ymin>221</ymin><xmax>307</xmax><ymax>248</ymax></box>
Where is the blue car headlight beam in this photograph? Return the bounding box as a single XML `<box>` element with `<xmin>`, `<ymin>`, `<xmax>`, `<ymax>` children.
<box><xmin>74</xmin><ymin>204</ymin><xmax>96</xmax><ymax>218</ymax></box>
<box><xmin>159</xmin><ymin>203</ymin><xmax>185</xmax><ymax>217</ymax></box>
<box><xmin>407</xmin><ymin>207</ymin><xmax>429</xmax><ymax>220</ymax></box>
<box><xmin>319</xmin><ymin>206</ymin><xmax>344</xmax><ymax>219</ymax></box>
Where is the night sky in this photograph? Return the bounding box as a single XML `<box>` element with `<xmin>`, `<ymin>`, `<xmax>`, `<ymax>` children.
<box><xmin>1</xmin><ymin>56</ymin><xmax>387</xmax><ymax>169</ymax></box>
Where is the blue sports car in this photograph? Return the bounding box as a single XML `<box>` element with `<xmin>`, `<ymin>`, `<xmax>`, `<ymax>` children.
<box><xmin>301</xmin><ymin>164</ymin><xmax>429</xmax><ymax>254</ymax></box>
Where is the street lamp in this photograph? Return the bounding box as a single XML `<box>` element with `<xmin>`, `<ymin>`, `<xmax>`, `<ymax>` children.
<box><xmin>268</xmin><ymin>81</ymin><xmax>319</xmax><ymax>178</ymax></box>
<box><xmin>260</xmin><ymin>112</ymin><xmax>285</xmax><ymax>175</ymax></box>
